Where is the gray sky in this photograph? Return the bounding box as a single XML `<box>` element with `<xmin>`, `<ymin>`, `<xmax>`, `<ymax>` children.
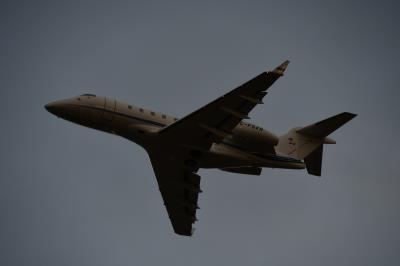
<box><xmin>1</xmin><ymin>1</ymin><xmax>399</xmax><ymax>265</ymax></box>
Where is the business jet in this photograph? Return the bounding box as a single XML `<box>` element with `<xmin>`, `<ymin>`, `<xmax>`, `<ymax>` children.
<box><xmin>45</xmin><ymin>61</ymin><xmax>356</xmax><ymax>236</ymax></box>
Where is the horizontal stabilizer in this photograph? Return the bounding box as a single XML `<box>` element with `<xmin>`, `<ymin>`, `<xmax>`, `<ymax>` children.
<box><xmin>297</xmin><ymin>112</ymin><xmax>357</xmax><ymax>138</ymax></box>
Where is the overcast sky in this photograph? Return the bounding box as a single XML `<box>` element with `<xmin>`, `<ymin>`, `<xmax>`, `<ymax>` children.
<box><xmin>1</xmin><ymin>1</ymin><xmax>399</xmax><ymax>265</ymax></box>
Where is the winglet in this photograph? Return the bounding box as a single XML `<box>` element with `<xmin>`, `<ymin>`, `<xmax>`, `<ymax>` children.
<box><xmin>272</xmin><ymin>60</ymin><xmax>290</xmax><ymax>76</ymax></box>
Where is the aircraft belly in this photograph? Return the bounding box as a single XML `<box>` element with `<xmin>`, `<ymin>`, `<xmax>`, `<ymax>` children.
<box><xmin>198</xmin><ymin>143</ymin><xmax>305</xmax><ymax>169</ymax></box>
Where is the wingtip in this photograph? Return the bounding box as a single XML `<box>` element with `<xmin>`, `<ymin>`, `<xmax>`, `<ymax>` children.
<box><xmin>272</xmin><ymin>60</ymin><xmax>290</xmax><ymax>75</ymax></box>
<box><xmin>343</xmin><ymin>112</ymin><xmax>358</xmax><ymax>119</ymax></box>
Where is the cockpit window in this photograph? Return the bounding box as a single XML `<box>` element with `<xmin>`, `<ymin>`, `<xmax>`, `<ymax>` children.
<box><xmin>81</xmin><ymin>94</ymin><xmax>96</xmax><ymax>97</ymax></box>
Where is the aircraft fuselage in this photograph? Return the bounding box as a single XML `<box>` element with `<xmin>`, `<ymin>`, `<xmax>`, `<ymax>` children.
<box><xmin>45</xmin><ymin>94</ymin><xmax>305</xmax><ymax>170</ymax></box>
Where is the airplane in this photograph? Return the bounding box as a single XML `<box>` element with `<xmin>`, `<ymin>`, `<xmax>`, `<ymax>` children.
<box><xmin>45</xmin><ymin>60</ymin><xmax>356</xmax><ymax>236</ymax></box>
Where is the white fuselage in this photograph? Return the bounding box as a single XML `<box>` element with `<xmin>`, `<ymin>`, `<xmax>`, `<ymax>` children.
<box><xmin>45</xmin><ymin>94</ymin><xmax>305</xmax><ymax>170</ymax></box>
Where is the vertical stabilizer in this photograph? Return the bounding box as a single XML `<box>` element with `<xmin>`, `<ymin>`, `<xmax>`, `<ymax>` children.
<box><xmin>275</xmin><ymin>112</ymin><xmax>357</xmax><ymax>176</ymax></box>
<box><xmin>304</xmin><ymin>144</ymin><xmax>323</xmax><ymax>176</ymax></box>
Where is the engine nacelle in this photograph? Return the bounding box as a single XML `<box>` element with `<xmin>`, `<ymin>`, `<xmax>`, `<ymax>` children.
<box><xmin>225</xmin><ymin>122</ymin><xmax>278</xmax><ymax>154</ymax></box>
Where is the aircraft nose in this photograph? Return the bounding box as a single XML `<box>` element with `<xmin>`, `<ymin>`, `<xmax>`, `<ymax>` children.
<box><xmin>45</xmin><ymin>103</ymin><xmax>55</xmax><ymax>113</ymax></box>
<box><xmin>44</xmin><ymin>102</ymin><xmax>61</xmax><ymax>116</ymax></box>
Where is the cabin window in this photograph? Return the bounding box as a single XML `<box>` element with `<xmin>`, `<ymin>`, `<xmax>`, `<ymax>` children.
<box><xmin>162</xmin><ymin>114</ymin><xmax>166</xmax><ymax>119</ymax></box>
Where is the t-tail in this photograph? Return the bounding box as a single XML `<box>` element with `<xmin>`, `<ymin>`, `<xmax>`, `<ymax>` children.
<box><xmin>275</xmin><ymin>112</ymin><xmax>357</xmax><ymax>176</ymax></box>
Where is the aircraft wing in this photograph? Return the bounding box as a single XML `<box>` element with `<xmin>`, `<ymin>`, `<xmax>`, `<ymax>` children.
<box><xmin>150</xmin><ymin>61</ymin><xmax>289</xmax><ymax>236</ymax></box>
<box><xmin>159</xmin><ymin>60</ymin><xmax>289</xmax><ymax>150</ymax></box>
<box><xmin>148</xmin><ymin>151</ymin><xmax>201</xmax><ymax>236</ymax></box>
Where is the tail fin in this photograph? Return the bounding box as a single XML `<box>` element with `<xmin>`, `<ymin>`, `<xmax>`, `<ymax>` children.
<box><xmin>275</xmin><ymin>112</ymin><xmax>357</xmax><ymax>176</ymax></box>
